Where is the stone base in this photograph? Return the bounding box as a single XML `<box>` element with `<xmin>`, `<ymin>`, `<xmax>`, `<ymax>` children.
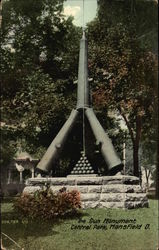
<box><xmin>24</xmin><ymin>175</ymin><xmax>149</xmax><ymax>209</ymax></box>
<box><xmin>67</xmin><ymin>174</ymin><xmax>98</xmax><ymax>177</ymax></box>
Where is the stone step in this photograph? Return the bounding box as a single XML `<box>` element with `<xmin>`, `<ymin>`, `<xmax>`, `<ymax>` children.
<box><xmin>102</xmin><ymin>185</ymin><xmax>143</xmax><ymax>193</ymax></box>
<box><xmin>82</xmin><ymin>201</ymin><xmax>126</xmax><ymax>209</ymax></box>
<box><xmin>48</xmin><ymin>185</ymin><xmax>143</xmax><ymax>194</ymax></box>
<box><xmin>27</xmin><ymin>177</ymin><xmax>76</xmax><ymax>186</ymax></box>
<box><xmin>82</xmin><ymin>200</ymin><xmax>149</xmax><ymax>209</ymax></box>
<box><xmin>102</xmin><ymin>176</ymin><xmax>139</xmax><ymax>185</ymax></box>
<box><xmin>80</xmin><ymin>193</ymin><xmax>147</xmax><ymax>202</ymax></box>
<box><xmin>24</xmin><ymin>184</ymin><xmax>144</xmax><ymax>196</ymax></box>
<box><xmin>24</xmin><ymin>185</ymin><xmax>144</xmax><ymax>194</ymax></box>
<box><xmin>27</xmin><ymin>175</ymin><xmax>140</xmax><ymax>186</ymax></box>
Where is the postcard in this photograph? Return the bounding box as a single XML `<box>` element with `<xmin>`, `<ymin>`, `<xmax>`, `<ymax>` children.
<box><xmin>1</xmin><ymin>0</ymin><xmax>158</xmax><ymax>249</ymax></box>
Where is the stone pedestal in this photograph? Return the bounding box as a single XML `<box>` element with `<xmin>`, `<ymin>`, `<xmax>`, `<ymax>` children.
<box><xmin>23</xmin><ymin>175</ymin><xmax>148</xmax><ymax>209</ymax></box>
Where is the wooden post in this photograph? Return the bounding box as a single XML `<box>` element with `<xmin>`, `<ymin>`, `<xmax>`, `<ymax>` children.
<box><xmin>20</xmin><ymin>171</ymin><xmax>23</xmax><ymax>184</ymax></box>
<box><xmin>7</xmin><ymin>169</ymin><xmax>11</xmax><ymax>184</ymax></box>
<box><xmin>123</xmin><ymin>142</ymin><xmax>126</xmax><ymax>175</ymax></box>
<box><xmin>31</xmin><ymin>167</ymin><xmax>35</xmax><ymax>178</ymax></box>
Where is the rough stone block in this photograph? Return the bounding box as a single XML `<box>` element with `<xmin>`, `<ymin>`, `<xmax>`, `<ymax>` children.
<box><xmin>76</xmin><ymin>177</ymin><xmax>102</xmax><ymax>185</ymax></box>
<box><xmin>80</xmin><ymin>193</ymin><xmax>100</xmax><ymax>201</ymax></box>
<box><xmin>66</xmin><ymin>186</ymin><xmax>88</xmax><ymax>193</ymax></box>
<box><xmin>82</xmin><ymin>201</ymin><xmax>100</xmax><ymax>209</ymax></box>
<box><xmin>124</xmin><ymin>200</ymin><xmax>149</xmax><ymax>209</ymax></box>
<box><xmin>27</xmin><ymin>177</ymin><xmax>76</xmax><ymax>186</ymax></box>
<box><xmin>49</xmin><ymin>186</ymin><xmax>63</xmax><ymax>193</ymax></box>
<box><xmin>88</xmin><ymin>186</ymin><xmax>102</xmax><ymax>193</ymax></box>
<box><xmin>76</xmin><ymin>186</ymin><xmax>88</xmax><ymax>193</ymax></box>
<box><xmin>125</xmin><ymin>193</ymin><xmax>148</xmax><ymax>202</ymax></box>
<box><xmin>102</xmin><ymin>176</ymin><xmax>139</xmax><ymax>185</ymax></box>
<box><xmin>50</xmin><ymin>178</ymin><xmax>76</xmax><ymax>185</ymax></box>
<box><xmin>133</xmin><ymin>186</ymin><xmax>144</xmax><ymax>193</ymax></box>
<box><xmin>102</xmin><ymin>184</ymin><xmax>134</xmax><ymax>193</ymax></box>
<box><xmin>105</xmin><ymin>181</ymin><xmax>124</xmax><ymax>185</ymax></box>
<box><xmin>23</xmin><ymin>186</ymin><xmax>42</xmax><ymax>194</ymax></box>
<box><xmin>100</xmin><ymin>193</ymin><xmax>125</xmax><ymax>202</ymax></box>
<box><xmin>26</xmin><ymin>178</ymin><xmax>49</xmax><ymax>186</ymax></box>
<box><xmin>99</xmin><ymin>202</ymin><xmax>125</xmax><ymax>209</ymax></box>
<box><xmin>102</xmin><ymin>176</ymin><xmax>123</xmax><ymax>185</ymax></box>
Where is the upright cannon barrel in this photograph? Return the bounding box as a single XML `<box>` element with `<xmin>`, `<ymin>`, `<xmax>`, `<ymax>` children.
<box><xmin>76</xmin><ymin>31</ymin><xmax>91</xmax><ymax>109</ymax></box>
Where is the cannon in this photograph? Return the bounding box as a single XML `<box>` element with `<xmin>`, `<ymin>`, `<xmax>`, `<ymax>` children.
<box><xmin>36</xmin><ymin>31</ymin><xmax>123</xmax><ymax>176</ymax></box>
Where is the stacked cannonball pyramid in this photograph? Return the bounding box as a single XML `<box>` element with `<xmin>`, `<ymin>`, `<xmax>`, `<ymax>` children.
<box><xmin>71</xmin><ymin>151</ymin><xmax>95</xmax><ymax>175</ymax></box>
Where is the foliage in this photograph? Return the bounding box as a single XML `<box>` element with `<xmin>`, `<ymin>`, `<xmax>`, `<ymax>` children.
<box><xmin>0</xmin><ymin>126</ymin><xmax>17</xmax><ymax>167</ymax></box>
<box><xmin>140</xmin><ymin>138</ymin><xmax>157</xmax><ymax>188</ymax></box>
<box><xmin>1</xmin><ymin>0</ymin><xmax>81</xmax><ymax>158</ymax></box>
<box><xmin>87</xmin><ymin>0</ymin><xmax>158</xmax><ymax>176</ymax></box>
<box><xmin>97</xmin><ymin>0</ymin><xmax>158</xmax><ymax>52</ymax></box>
<box><xmin>13</xmin><ymin>187</ymin><xmax>81</xmax><ymax>220</ymax></box>
<box><xmin>1</xmin><ymin>0</ymin><xmax>81</xmax><ymax>91</ymax></box>
<box><xmin>0</xmin><ymin>140</ymin><xmax>16</xmax><ymax>167</ymax></box>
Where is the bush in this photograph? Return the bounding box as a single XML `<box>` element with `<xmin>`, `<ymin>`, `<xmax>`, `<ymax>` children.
<box><xmin>13</xmin><ymin>187</ymin><xmax>81</xmax><ymax>220</ymax></box>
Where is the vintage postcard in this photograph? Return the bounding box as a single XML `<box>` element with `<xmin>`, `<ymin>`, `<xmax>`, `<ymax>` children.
<box><xmin>1</xmin><ymin>0</ymin><xmax>158</xmax><ymax>249</ymax></box>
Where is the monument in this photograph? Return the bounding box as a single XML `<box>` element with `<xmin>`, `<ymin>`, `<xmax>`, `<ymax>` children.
<box><xmin>24</xmin><ymin>31</ymin><xmax>148</xmax><ymax>209</ymax></box>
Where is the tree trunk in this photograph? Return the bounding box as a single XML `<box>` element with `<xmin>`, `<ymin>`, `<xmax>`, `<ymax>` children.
<box><xmin>133</xmin><ymin>115</ymin><xmax>142</xmax><ymax>177</ymax></box>
<box><xmin>133</xmin><ymin>142</ymin><xmax>139</xmax><ymax>177</ymax></box>
<box><xmin>145</xmin><ymin>168</ymin><xmax>151</xmax><ymax>189</ymax></box>
<box><xmin>118</xmin><ymin>108</ymin><xmax>142</xmax><ymax>178</ymax></box>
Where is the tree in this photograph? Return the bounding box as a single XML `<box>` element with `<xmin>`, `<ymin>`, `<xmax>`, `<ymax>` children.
<box><xmin>97</xmin><ymin>0</ymin><xmax>158</xmax><ymax>52</ymax></box>
<box><xmin>87</xmin><ymin>0</ymin><xmax>157</xmax><ymax>177</ymax></box>
<box><xmin>140</xmin><ymin>128</ymin><xmax>157</xmax><ymax>189</ymax></box>
<box><xmin>1</xmin><ymin>0</ymin><xmax>81</xmax><ymax>158</ymax></box>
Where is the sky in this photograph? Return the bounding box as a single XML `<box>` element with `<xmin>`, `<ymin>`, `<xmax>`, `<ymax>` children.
<box><xmin>63</xmin><ymin>0</ymin><xmax>127</xmax><ymax>130</ymax></box>
<box><xmin>63</xmin><ymin>0</ymin><xmax>97</xmax><ymax>27</ymax></box>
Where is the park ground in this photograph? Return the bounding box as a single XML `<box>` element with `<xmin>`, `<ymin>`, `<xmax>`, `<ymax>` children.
<box><xmin>1</xmin><ymin>199</ymin><xmax>159</xmax><ymax>250</ymax></box>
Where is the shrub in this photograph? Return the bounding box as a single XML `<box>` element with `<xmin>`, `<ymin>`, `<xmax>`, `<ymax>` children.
<box><xmin>13</xmin><ymin>187</ymin><xmax>81</xmax><ymax>220</ymax></box>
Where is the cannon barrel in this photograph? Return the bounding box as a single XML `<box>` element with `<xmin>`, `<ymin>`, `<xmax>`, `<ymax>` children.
<box><xmin>76</xmin><ymin>31</ymin><xmax>91</xmax><ymax>110</ymax></box>
<box><xmin>36</xmin><ymin>109</ymin><xmax>79</xmax><ymax>174</ymax></box>
<box><xmin>85</xmin><ymin>108</ymin><xmax>123</xmax><ymax>173</ymax></box>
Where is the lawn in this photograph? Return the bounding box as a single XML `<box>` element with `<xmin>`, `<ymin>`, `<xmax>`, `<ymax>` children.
<box><xmin>1</xmin><ymin>199</ymin><xmax>158</xmax><ymax>250</ymax></box>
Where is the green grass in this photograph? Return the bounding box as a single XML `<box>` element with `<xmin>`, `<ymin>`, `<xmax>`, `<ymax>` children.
<box><xmin>1</xmin><ymin>199</ymin><xmax>159</xmax><ymax>250</ymax></box>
